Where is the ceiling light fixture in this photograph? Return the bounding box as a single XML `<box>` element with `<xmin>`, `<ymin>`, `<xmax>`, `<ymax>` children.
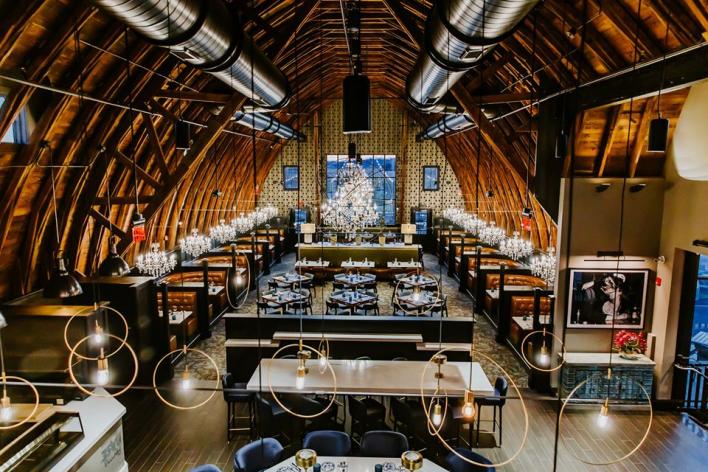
<box><xmin>180</xmin><ymin>228</ymin><xmax>211</xmax><ymax>258</ymax></box>
<box><xmin>135</xmin><ymin>243</ymin><xmax>176</xmax><ymax>277</ymax></box>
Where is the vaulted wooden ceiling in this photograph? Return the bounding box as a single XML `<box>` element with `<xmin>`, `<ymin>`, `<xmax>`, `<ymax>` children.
<box><xmin>0</xmin><ymin>0</ymin><xmax>706</xmax><ymax>298</ymax></box>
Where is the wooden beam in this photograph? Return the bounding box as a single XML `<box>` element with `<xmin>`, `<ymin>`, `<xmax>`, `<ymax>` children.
<box><xmin>142</xmin><ymin>112</ymin><xmax>170</xmax><ymax>176</ymax></box>
<box><xmin>112</xmin><ymin>149</ymin><xmax>163</xmax><ymax>190</ymax></box>
<box><xmin>563</xmin><ymin>111</ymin><xmax>586</xmax><ymax>177</ymax></box>
<box><xmin>469</xmin><ymin>92</ymin><xmax>534</xmax><ymax>105</ymax></box>
<box><xmin>116</xmin><ymin>93</ymin><xmax>246</xmax><ymax>254</ymax></box>
<box><xmin>93</xmin><ymin>196</ymin><xmax>154</xmax><ymax>205</ymax></box>
<box><xmin>272</xmin><ymin>0</ymin><xmax>320</xmax><ymax>61</ymax></box>
<box><xmin>146</xmin><ymin>98</ymin><xmax>181</xmax><ymax>123</ymax></box>
<box><xmin>87</xmin><ymin>207</ymin><xmax>128</xmax><ymax>241</ymax></box>
<box><xmin>629</xmin><ymin>97</ymin><xmax>658</xmax><ymax>177</ymax></box>
<box><xmin>152</xmin><ymin>90</ymin><xmax>231</xmax><ymax>103</ymax></box>
<box><xmin>595</xmin><ymin>105</ymin><xmax>622</xmax><ymax>177</ymax></box>
<box><xmin>381</xmin><ymin>0</ymin><xmax>422</xmax><ymax>46</ymax></box>
<box><xmin>683</xmin><ymin>0</ymin><xmax>708</xmax><ymax>39</ymax></box>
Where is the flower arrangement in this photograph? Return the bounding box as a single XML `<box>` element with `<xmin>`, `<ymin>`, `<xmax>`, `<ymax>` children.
<box><xmin>613</xmin><ymin>330</ymin><xmax>647</xmax><ymax>359</ymax></box>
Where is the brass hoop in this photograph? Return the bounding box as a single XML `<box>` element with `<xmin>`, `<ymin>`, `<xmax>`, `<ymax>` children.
<box><xmin>423</xmin><ymin>385</ymin><xmax>449</xmax><ymax>436</ymax></box>
<box><xmin>392</xmin><ymin>271</ymin><xmax>442</xmax><ymax>317</ymax></box>
<box><xmin>68</xmin><ymin>333</ymin><xmax>139</xmax><ymax>398</ymax></box>
<box><xmin>419</xmin><ymin>348</ymin><xmax>529</xmax><ymax>468</ymax></box>
<box><xmin>152</xmin><ymin>348</ymin><xmax>220</xmax><ymax>410</ymax></box>
<box><xmin>64</xmin><ymin>305</ymin><xmax>129</xmax><ymax>361</ymax></box>
<box><xmin>0</xmin><ymin>375</ymin><xmax>40</xmax><ymax>430</ymax></box>
<box><xmin>559</xmin><ymin>375</ymin><xmax>653</xmax><ymax>466</ymax></box>
<box><xmin>520</xmin><ymin>329</ymin><xmax>567</xmax><ymax>373</ymax></box>
<box><xmin>266</xmin><ymin>343</ymin><xmax>337</xmax><ymax>419</ymax></box>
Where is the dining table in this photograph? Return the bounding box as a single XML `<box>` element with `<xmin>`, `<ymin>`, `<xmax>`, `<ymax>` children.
<box><xmin>340</xmin><ymin>259</ymin><xmax>375</xmax><ymax>269</ymax></box>
<box><xmin>264</xmin><ymin>455</ymin><xmax>447</xmax><ymax>472</ymax></box>
<box><xmin>261</xmin><ymin>290</ymin><xmax>308</xmax><ymax>308</ymax></box>
<box><xmin>398</xmin><ymin>274</ymin><xmax>437</xmax><ymax>288</ymax></box>
<box><xmin>334</xmin><ymin>272</ymin><xmax>376</xmax><ymax>287</ymax></box>
<box><xmin>329</xmin><ymin>290</ymin><xmax>378</xmax><ymax>315</ymax></box>
<box><xmin>272</xmin><ymin>272</ymin><xmax>313</xmax><ymax>287</ymax></box>
<box><xmin>395</xmin><ymin>290</ymin><xmax>441</xmax><ymax>310</ymax></box>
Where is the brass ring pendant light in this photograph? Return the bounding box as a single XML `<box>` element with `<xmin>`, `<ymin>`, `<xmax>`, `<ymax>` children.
<box><xmin>391</xmin><ymin>271</ymin><xmax>443</xmax><ymax>316</ymax></box>
<box><xmin>520</xmin><ymin>328</ymin><xmax>567</xmax><ymax>373</ymax></box>
<box><xmin>152</xmin><ymin>347</ymin><xmax>220</xmax><ymax>410</ymax></box>
<box><xmin>0</xmin><ymin>375</ymin><xmax>40</xmax><ymax>431</ymax></box>
<box><xmin>63</xmin><ymin>305</ymin><xmax>130</xmax><ymax>361</ymax></box>
<box><xmin>67</xmin><ymin>333</ymin><xmax>139</xmax><ymax>398</ymax></box>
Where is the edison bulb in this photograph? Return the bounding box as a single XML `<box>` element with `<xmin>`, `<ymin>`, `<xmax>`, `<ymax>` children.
<box><xmin>93</xmin><ymin>332</ymin><xmax>105</xmax><ymax>346</ymax></box>
<box><xmin>235</xmin><ymin>272</ymin><xmax>244</xmax><ymax>285</ymax></box>
<box><xmin>181</xmin><ymin>370</ymin><xmax>192</xmax><ymax>390</ymax></box>
<box><xmin>96</xmin><ymin>352</ymin><xmax>110</xmax><ymax>386</ymax></box>
<box><xmin>412</xmin><ymin>289</ymin><xmax>421</xmax><ymax>302</ymax></box>
<box><xmin>538</xmin><ymin>345</ymin><xmax>550</xmax><ymax>367</ymax></box>
<box><xmin>462</xmin><ymin>402</ymin><xmax>475</xmax><ymax>419</ymax></box>
<box><xmin>295</xmin><ymin>365</ymin><xmax>306</xmax><ymax>390</ymax></box>
<box><xmin>597</xmin><ymin>402</ymin><xmax>610</xmax><ymax>429</ymax></box>
<box><xmin>0</xmin><ymin>396</ymin><xmax>12</xmax><ymax>422</ymax></box>
<box><xmin>318</xmin><ymin>352</ymin><xmax>328</xmax><ymax>368</ymax></box>
<box><xmin>432</xmin><ymin>403</ymin><xmax>443</xmax><ymax>426</ymax></box>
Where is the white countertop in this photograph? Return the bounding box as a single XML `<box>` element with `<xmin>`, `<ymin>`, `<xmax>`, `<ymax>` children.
<box><xmin>247</xmin><ymin>358</ymin><xmax>494</xmax><ymax>396</ymax></box>
<box><xmin>560</xmin><ymin>352</ymin><xmax>655</xmax><ymax>366</ymax></box>
<box><xmin>50</xmin><ymin>389</ymin><xmax>127</xmax><ymax>472</ymax></box>
<box><xmin>265</xmin><ymin>456</ymin><xmax>446</xmax><ymax>472</ymax></box>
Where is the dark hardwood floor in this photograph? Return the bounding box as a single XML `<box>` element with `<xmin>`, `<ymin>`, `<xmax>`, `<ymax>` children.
<box><xmin>121</xmin><ymin>388</ymin><xmax>708</xmax><ymax>472</ymax></box>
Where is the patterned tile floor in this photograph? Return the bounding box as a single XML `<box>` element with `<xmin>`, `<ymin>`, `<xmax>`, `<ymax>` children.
<box><xmin>176</xmin><ymin>251</ymin><xmax>528</xmax><ymax>387</ymax></box>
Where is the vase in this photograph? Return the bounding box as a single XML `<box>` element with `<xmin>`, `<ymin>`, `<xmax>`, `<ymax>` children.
<box><xmin>619</xmin><ymin>351</ymin><xmax>640</xmax><ymax>360</ymax></box>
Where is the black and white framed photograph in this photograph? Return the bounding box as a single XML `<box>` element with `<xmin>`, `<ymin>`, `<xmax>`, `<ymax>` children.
<box><xmin>567</xmin><ymin>269</ymin><xmax>649</xmax><ymax>329</ymax></box>
<box><xmin>282</xmin><ymin>165</ymin><xmax>299</xmax><ymax>190</ymax></box>
<box><xmin>422</xmin><ymin>166</ymin><xmax>439</xmax><ymax>191</ymax></box>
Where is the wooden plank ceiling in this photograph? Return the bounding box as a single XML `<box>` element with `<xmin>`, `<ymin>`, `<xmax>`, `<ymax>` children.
<box><xmin>0</xmin><ymin>0</ymin><xmax>705</xmax><ymax>298</ymax></box>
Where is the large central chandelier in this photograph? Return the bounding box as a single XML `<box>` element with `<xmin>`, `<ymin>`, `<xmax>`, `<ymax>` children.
<box><xmin>499</xmin><ymin>231</ymin><xmax>533</xmax><ymax>261</ymax></box>
<box><xmin>321</xmin><ymin>160</ymin><xmax>379</xmax><ymax>233</ymax></box>
<box><xmin>479</xmin><ymin>222</ymin><xmax>506</xmax><ymax>246</ymax></box>
<box><xmin>530</xmin><ymin>246</ymin><xmax>557</xmax><ymax>284</ymax></box>
<box><xmin>180</xmin><ymin>228</ymin><xmax>212</xmax><ymax>258</ymax></box>
<box><xmin>136</xmin><ymin>243</ymin><xmax>176</xmax><ymax>277</ymax></box>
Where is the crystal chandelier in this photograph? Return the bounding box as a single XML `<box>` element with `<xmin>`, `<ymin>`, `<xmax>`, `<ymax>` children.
<box><xmin>231</xmin><ymin>213</ymin><xmax>254</xmax><ymax>234</ymax></box>
<box><xmin>479</xmin><ymin>222</ymin><xmax>506</xmax><ymax>246</ymax></box>
<box><xmin>321</xmin><ymin>160</ymin><xmax>379</xmax><ymax>233</ymax></box>
<box><xmin>443</xmin><ymin>207</ymin><xmax>485</xmax><ymax>236</ymax></box>
<box><xmin>499</xmin><ymin>231</ymin><xmax>534</xmax><ymax>261</ymax></box>
<box><xmin>531</xmin><ymin>246</ymin><xmax>557</xmax><ymax>284</ymax></box>
<box><xmin>179</xmin><ymin>228</ymin><xmax>211</xmax><ymax>258</ymax></box>
<box><xmin>136</xmin><ymin>243</ymin><xmax>176</xmax><ymax>277</ymax></box>
<box><xmin>210</xmin><ymin>219</ymin><xmax>236</xmax><ymax>244</ymax></box>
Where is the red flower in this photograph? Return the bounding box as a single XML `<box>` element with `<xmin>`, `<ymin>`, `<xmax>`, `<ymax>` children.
<box><xmin>612</xmin><ymin>330</ymin><xmax>647</xmax><ymax>354</ymax></box>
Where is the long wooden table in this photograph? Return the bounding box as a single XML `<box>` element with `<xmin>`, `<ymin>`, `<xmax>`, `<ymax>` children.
<box><xmin>297</xmin><ymin>243</ymin><xmax>420</xmax><ymax>267</ymax></box>
<box><xmin>246</xmin><ymin>358</ymin><xmax>494</xmax><ymax>396</ymax></box>
<box><xmin>265</xmin><ymin>456</ymin><xmax>447</xmax><ymax>472</ymax></box>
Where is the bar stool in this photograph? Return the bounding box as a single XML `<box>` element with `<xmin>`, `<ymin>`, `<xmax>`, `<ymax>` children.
<box><xmin>475</xmin><ymin>376</ymin><xmax>508</xmax><ymax>447</ymax></box>
<box><xmin>221</xmin><ymin>373</ymin><xmax>255</xmax><ymax>441</ymax></box>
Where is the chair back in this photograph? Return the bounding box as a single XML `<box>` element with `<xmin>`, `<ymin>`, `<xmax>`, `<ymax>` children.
<box><xmin>445</xmin><ymin>447</ymin><xmax>496</xmax><ymax>472</ymax></box>
<box><xmin>303</xmin><ymin>430</ymin><xmax>351</xmax><ymax>456</ymax></box>
<box><xmin>360</xmin><ymin>430</ymin><xmax>409</xmax><ymax>457</ymax></box>
<box><xmin>234</xmin><ymin>438</ymin><xmax>283</xmax><ymax>472</ymax></box>
<box><xmin>494</xmin><ymin>377</ymin><xmax>508</xmax><ymax>406</ymax></box>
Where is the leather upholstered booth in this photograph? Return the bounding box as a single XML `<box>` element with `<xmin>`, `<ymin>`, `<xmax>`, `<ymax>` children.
<box><xmin>465</xmin><ymin>257</ymin><xmax>520</xmax><ymax>293</ymax></box>
<box><xmin>483</xmin><ymin>274</ymin><xmax>547</xmax><ymax>315</ymax></box>
<box><xmin>156</xmin><ymin>291</ymin><xmax>199</xmax><ymax>341</ymax></box>
<box><xmin>162</xmin><ymin>270</ymin><xmax>228</xmax><ymax>318</ymax></box>
<box><xmin>509</xmin><ymin>295</ymin><xmax>551</xmax><ymax>318</ymax></box>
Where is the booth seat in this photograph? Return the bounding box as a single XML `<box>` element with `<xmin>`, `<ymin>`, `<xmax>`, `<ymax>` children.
<box><xmin>509</xmin><ymin>295</ymin><xmax>551</xmax><ymax>318</ymax></box>
<box><xmin>452</xmin><ymin>246</ymin><xmax>497</xmax><ymax>274</ymax></box>
<box><xmin>157</xmin><ymin>291</ymin><xmax>199</xmax><ymax>339</ymax></box>
<box><xmin>465</xmin><ymin>257</ymin><xmax>520</xmax><ymax>292</ymax></box>
<box><xmin>162</xmin><ymin>270</ymin><xmax>229</xmax><ymax>316</ymax></box>
<box><xmin>483</xmin><ymin>274</ymin><xmax>547</xmax><ymax>315</ymax></box>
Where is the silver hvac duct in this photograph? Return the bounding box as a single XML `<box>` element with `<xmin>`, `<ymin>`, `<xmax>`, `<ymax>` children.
<box><xmin>407</xmin><ymin>0</ymin><xmax>540</xmax><ymax>112</ymax></box>
<box><xmin>233</xmin><ymin>112</ymin><xmax>306</xmax><ymax>142</ymax></box>
<box><xmin>91</xmin><ymin>0</ymin><xmax>290</xmax><ymax>110</ymax></box>
<box><xmin>417</xmin><ymin>113</ymin><xmax>474</xmax><ymax>141</ymax></box>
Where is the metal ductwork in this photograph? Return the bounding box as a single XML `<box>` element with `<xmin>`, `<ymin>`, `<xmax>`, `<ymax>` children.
<box><xmin>407</xmin><ymin>0</ymin><xmax>540</xmax><ymax>112</ymax></box>
<box><xmin>233</xmin><ymin>112</ymin><xmax>306</xmax><ymax>142</ymax></box>
<box><xmin>91</xmin><ymin>0</ymin><xmax>291</xmax><ymax>110</ymax></box>
<box><xmin>417</xmin><ymin>113</ymin><xmax>474</xmax><ymax>141</ymax></box>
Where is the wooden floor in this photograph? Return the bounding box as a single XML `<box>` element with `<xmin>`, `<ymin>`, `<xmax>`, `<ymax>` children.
<box><xmin>121</xmin><ymin>389</ymin><xmax>708</xmax><ymax>472</ymax></box>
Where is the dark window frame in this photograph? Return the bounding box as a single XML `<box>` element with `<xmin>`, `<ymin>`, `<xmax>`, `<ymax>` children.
<box><xmin>422</xmin><ymin>165</ymin><xmax>440</xmax><ymax>191</ymax></box>
<box><xmin>282</xmin><ymin>165</ymin><xmax>300</xmax><ymax>190</ymax></box>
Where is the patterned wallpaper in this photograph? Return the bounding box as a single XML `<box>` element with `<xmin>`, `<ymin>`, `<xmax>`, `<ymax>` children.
<box><xmin>259</xmin><ymin>99</ymin><xmax>462</xmax><ymax>223</ymax></box>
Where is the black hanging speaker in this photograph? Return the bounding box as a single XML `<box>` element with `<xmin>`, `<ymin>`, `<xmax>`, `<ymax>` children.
<box><xmin>647</xmin><ymin>117</ymin><xmax>669</xmax><ymax>152</ymax></box>
<box><xmin>175</xmin><ymin>120</ymin><xmax>191</xmax><ymax>150</ymax></box>
<box><xmin>343</xmin><ymin>74</ymin><xmax>371</xmax><ymax>134</ymax></box>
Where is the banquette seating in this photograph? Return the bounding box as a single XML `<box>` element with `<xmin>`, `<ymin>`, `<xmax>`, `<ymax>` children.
<box><xmin>156</xmin><ymin>291</ymin><xmax>199</xmax><ymax>342</ymax></box>
<box><xmin>465</xmin><ymin>257</ymin><xmax>520</xmax><ymax>293</ymax></box>
<box><xmin>483</xmin><ymin>273</ymin><xmax>547</xmax><ymax>315</ymax></box>
<box><xmin>162</xmin><ymin>270</ymin><xmax>229</xmax><ymax>318</ymax></box>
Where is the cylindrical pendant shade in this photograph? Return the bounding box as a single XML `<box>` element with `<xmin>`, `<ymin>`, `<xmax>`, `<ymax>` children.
<box><xmin>343</xmin><ymin>74</ymin><xmax>371</xmax><ymax>134</ymax></box>
<box><xmin>648</xmin><ymin>117</ymin><xmax>669</xmax><ymax>152</ymax></box>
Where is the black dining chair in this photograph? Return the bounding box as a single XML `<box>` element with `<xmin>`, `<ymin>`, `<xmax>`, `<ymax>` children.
<box><xmin>233</xmin><ymin>438</ymin><xmax>283</xmax><ymax>472</ymax></box>
<box><xmin>303</xmin><ymin>430</ymin><xmax>351</xmax><ymax>456</ymax></box>
<box><xmin>355</xmin><ymin>301</ymin><xmax>379</xmax><ymax>316</ymax></box>
<box><xmin>347</xmin><ymin>396</ymin><xmax>386</xmax><ymax>443</ymax></box>
<box><xmin>255</xmin><ymin>395</ymin><xmax>289</xmax><ymax>444</ymax></box>
<box><xmin>360</xmin><ymin>430</ymin><xmax>409</xmax><ymax>458</ymax></box>
<box><xmin>326</xmin><ymin>299</ymin><xmax>345</xmax><ymax>316</ymax></box>
<box><xmin>475</xmin><ymin>376</ymin><xmax>508</xmax><ymax>447</ymax></box>
<box><xmin>445</xmin><ymin>447</ymin><xmax>496</xmax><ymax>472</ymax></box>
<box><xmin>221</xmin><ymin>373</ymin><xmax>255</xmax><ymax>441</ymax></box>
<box><xmin>288</xmin><ymin>299</ymin><xmax>313</xmax><ymax>315</ymax></box>
<box><xmin>257</xmin><ymin>300</ymin><xmax>283</xmax><ymax>315</ymax></box>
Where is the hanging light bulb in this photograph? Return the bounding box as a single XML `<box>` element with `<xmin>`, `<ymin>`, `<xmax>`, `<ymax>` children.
<box><xmin>235</xmin><ymin>271</ymin><xmax>244</xmax><ymax>285</ymax></box>
<box><xmin>413</xmin><ymin>287</ymin><xmax>421</xmax><ymax>302</ymax></box>
<box><xmin>597</xmin><ymin>399</ymin><xmax>610</xmax><ymax>429</ymax></box>
<box><xmin>462</xmin><ymin>389</ymin><xmax>476</xmax><ymax>420</ymax></box>
<box><xmin>96</xmin><ymin>349</ymin><xmax>110</xmax><ymax>386</ymax></box>
<box><xmin>0</xmin><ymin>393</ymin><xmax>11</xmax><ymax>422</ymax></box>
<box><xmin>318</xmin><ymin>349</ymin><xmax>328</xmax><ymax>368</ymax></box>
<box><xmin>181</xmin><ymin>367</ymin><xmax>192</xmax><ymax>391</ymax></box>
<box><xmin>92</xmin><ymin>320</ymin><xmax>105</xmax><ymax>346</ymax></box>
<box><xmin>538</xmin><ymin>344</ymin><xmax>550</xmax><ymax>368</ymax></box>
<box><xmin>432</xmin><ymin>402</ymin><xmax>443</xmax><ymax>426</ymax></box>
<box><xmin>295</xmin><ymin>363</ymin><xmax>307</xmax><ymax>390</ymax></box>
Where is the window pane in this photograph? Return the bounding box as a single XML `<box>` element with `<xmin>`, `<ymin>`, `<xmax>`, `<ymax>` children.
<box><xmin>283</xmin><ymin>166</ymin><xmax>299</xmax><ymax>190</ymax></box>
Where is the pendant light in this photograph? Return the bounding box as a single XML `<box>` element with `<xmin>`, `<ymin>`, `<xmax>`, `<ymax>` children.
<box><xmin>648</xmin><ymin>23</ymin><xmax>671</xmax><ymax>153</ymax></box>
<box><xmin>44</xmin><ymin>144</ymin><xmax>82</xmax><ymax>298</ymax></box>
<box><xmin>99</xmin><ymin>236</ymin><xmax>131</xmax><ymax>276</ymax></box>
